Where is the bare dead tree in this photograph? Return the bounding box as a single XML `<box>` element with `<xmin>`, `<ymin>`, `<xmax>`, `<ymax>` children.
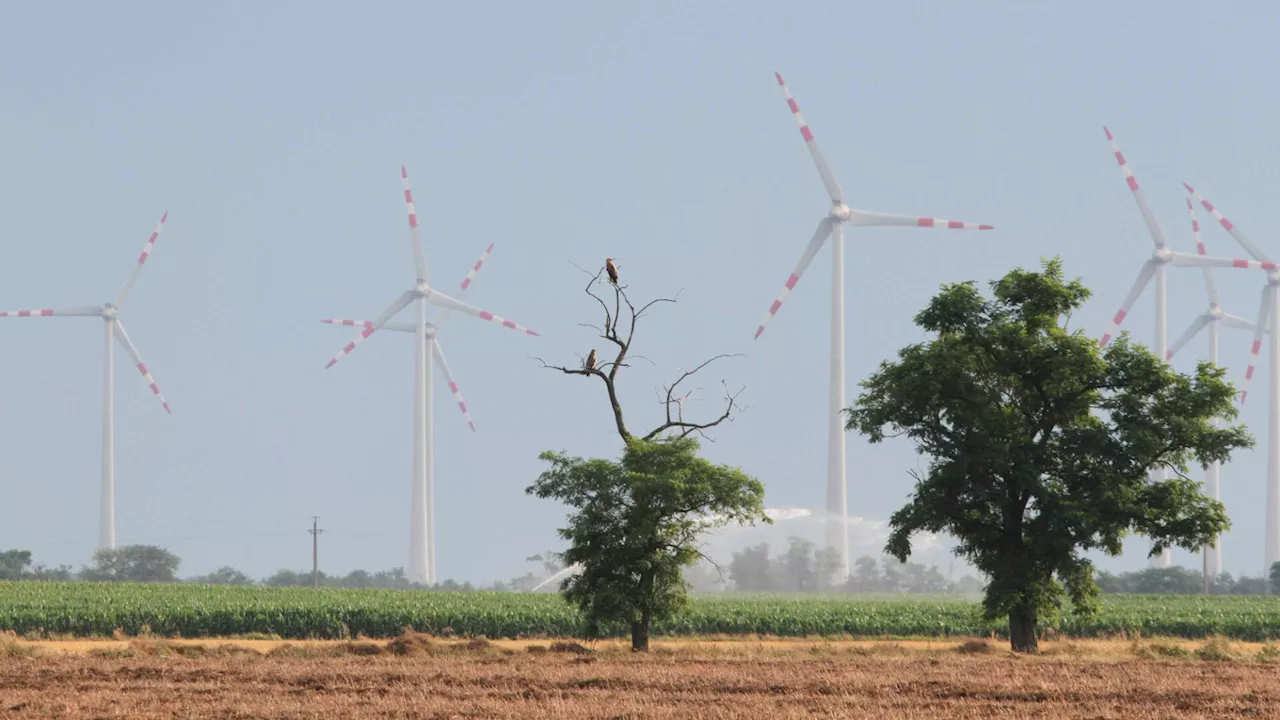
<box><xmin>534</xmin><ymin>264</ymin><xmax>744</xmax><ymax>442</ymax></box>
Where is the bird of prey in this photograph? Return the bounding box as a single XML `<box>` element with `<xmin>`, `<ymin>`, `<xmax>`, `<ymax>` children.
<box><xmin>605</xmin><ymin>258</ymin><xmax>619</xmax><ymax>284</ymax></box>
<box><xmin>584</xmin><ymin>348</ymin><xmax>597</xmax><ymax>371</ymax></box>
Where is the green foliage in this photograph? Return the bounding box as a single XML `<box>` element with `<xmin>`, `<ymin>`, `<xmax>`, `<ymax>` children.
<box><xmin>0</xmin><ymin>550</ymin><xmax>33</xmax><ymax>580</ymax></box>
<box><xmin>729</xmin><ymin>543</ymin><xmax>958</xmax><ymax>593</ymax></box>
<box><xmin>529</xmin><ymin>436</ymin><xmax>768</xmax><ymax>645</ymax></box>
<box><xmin>81</xmin><ymin>545</ymin><xmax>181</xmax><ymax>583</ymax></box>
<box><xmin>1</xmin><ymin>583</ymin><xmax>1280</xmax><ymax>640</ymax></box>
<box><xmin>846</xmin><ymin>259</ymin><xmax>1251</xmax><ymax>650</ymax></box>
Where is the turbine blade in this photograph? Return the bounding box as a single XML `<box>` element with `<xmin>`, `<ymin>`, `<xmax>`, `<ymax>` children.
<box><xmin>432</xmin><ymin>339</ymin><xmax>475</xmax><ymax>432</ymax></box>
<box><xmin>1169</xmin><ymin>252</ymin><xmax>1278</xmax><ymax>271</ymax></box>
<box><xmin>402</xmin><ymin>166</ymin><xmax>429</xmax><ymax>282</ymax></box>
<box><xmin>1103</xmin><ymin>127</ymin><xmax>1167</xmax><ymax>248</ymax></box>
<box><xmin>754</xmin><ymin>217</ymin><xmax>836</xmax><ymax>340</ymax></box>
<box><xmin>1099</xmin><ymin>259</ymin><xmax>1157</xmax><ymax>347</ymax></box>
<box><xmin>775</xmin><ymin>72</ymin><xmax>843</xmax><ymax>204</ymax></box>
<box><xmin>113</xmin><ymin>320</ymin><xmax>171</xmax><ymax>414</ymax></box>
<box><xmin>0</xmin><ymin>306</ymin><xmax>103</xmax><ymax>318</ymax></box>
<box><xmin>115</xmin><ymin>212</ymin><xmax>168</xmax><ymax>308</ymax></box>
<box><xmin>1166</xmin><ymin>315</ymin><xmax>1211</xmax><ymax>360</ymax></box>
<box><xmin>1187</xmin><ymin>199</ymin><xmax>1220</xmax><ymax>306</ymax></box>
<box><xmin>850</xmin><ymin>210</ymin><xmax>994</xmax><ymax>230</ymax></box>
<box><xmin>320</xmin><ymin>318</ymin><xmax>416</xmax><ymax>333</ymax></box>
<box><xmin>323</xmin><ymin>290</ymin><xmax>416</xmax><ymax>369</ymax></box>
<box><xmin>1184</xmin><ymin>183</ymin><xmax>1272</xmax><ymax>263</ymax></box>
<box><xmin>1240</xmin><ymin>285</ymin><xmax>1272</xmax><ymax>404</ymax></box>
<box><xmin>437</xmin><ymin>242</ymin><xmax>495</xmax><ymax>328</ymax></box>
<box><xmin>1221</xmin><ymin>312</ymin><xmax>1258</xmax><ymax>332</ymax></box>
<box><xmin>425</xmin><ymin>291</ymin><xmax>539</xmax><ymax>336</ymax></box>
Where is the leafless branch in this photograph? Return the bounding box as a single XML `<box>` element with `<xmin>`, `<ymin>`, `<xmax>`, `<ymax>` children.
<box><xmin>537</xmin><ymin>263</ymin><xmax>743</xmax><ymax>444</ymax></box>
<box><xmin>642</xmin><ymin>355</ymin><xmax>746</xmax><ymax>441</ymax></box>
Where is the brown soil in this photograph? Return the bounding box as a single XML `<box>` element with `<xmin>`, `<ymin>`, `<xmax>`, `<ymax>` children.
<box><xmin>0</xmin><ymin>636</ymin><xmax>1277</xmax><ymax>718</ymax></box>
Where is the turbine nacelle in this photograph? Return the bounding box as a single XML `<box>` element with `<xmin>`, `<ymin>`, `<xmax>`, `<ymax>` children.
<box><xmin>1208</xmin><ymin>304</ymin><xmax>1224</xmax><ymax>319</ymax></box>
<box><xmin>1269</xmin><ymin>270</ymin><xmax>1280</xmax><ymax>287</ymax></box>
<box><xmin>1153</xmin><ymin>247</ymin><xmax>1174</xmax><ymax>264</ymax></box>
<box><xmin>101</xmin><ymin>304</ymin><xmax>119</xmax><ymax>319</ymax></box>
<box><xmin>829</xmin><ymin>204</ymin><xmax>852</xmax><ymax>221</ymax></box>
<box><xmin>424</xmin><ymin>324</ymin><xmax>438</xmax><ymax>339</ymax></box>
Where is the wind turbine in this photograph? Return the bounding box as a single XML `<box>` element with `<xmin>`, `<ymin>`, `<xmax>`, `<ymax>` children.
<box><xmin>1166</xmin><ymin>198</ymin><xmax>1260</xmax><ymax>579</ymax></box>
<box><xmin>1182</xmin><ymin>182</ymin><xmax>1280</xmax><ymax>580</ymax></box>
<box><xmin>0</xmin><ymin>213</ymin><xmax>173</xmax><ymax>550</ymax></box>
<box><xmin>322</xmin><ymin>169</ymin><xmax>537</xmax><ymax>585</ymax></box>
<box><xmin>1097</xmin><ymin>128</ymin><xmax>1275</xmax><ymax>567</ymax></box>
<box><xmin>752</xmin><ymin>73</ymin><xmax>994</xmax><ymax>578</ymax></box>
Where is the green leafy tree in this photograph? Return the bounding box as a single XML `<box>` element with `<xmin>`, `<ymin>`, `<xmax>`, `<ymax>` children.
<box><xmin>0</xmin><ymin>550</ymin><xmax>33</xmax><ymax>580</ymax></box>
<box><xmin>532</xmin><ymin>265</ymin><xmax>764</xmax><ymax>651</ymax></box>
<box><xmin>189</xmin><ymin>566</ymin><xmax>254</xmax><ymax>585</ymax></box>
<box><xmin>530</xmin><ymin>437</ymin><xmax>767</xmax><ymax>651</ymax></box>
<box><xmin>846</xmin><ymin>259</ymin><xmax>1250</xmax><ymax>652</ymax></box>
<box><xmin>1269</xmin><ymin>562</ymin><xmax>1280</xmax><ymax>595</ymax></box>
<box><xmin>82</xmin><ymin>545</ymin><xmax>181</xmax><ymax>583</ymax></box>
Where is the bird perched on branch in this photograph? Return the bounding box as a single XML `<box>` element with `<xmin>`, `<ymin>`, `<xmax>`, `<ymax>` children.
<box><xmin>605</xmin><ymin>258</ymin><xmax>619</xmax><ymax>285</ymax></box>
<box><xmin>585</xmin><ymin>349</ymin><xmax>597</xmax><ymax>371</ymax></box>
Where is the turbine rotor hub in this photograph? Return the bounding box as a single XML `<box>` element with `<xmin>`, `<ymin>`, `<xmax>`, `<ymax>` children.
<box><xmin>102</xmin><ymin>304</ymin><xmax>118</xmax><ymax>319</ymax></box>
<box><xmin>1153</xmin><ymin>247</ymin><xmax>1173</xmax><ymax>263</ymax></box>
<box><xmin>1270</xmin><ymin>270</ymin><xmax>1280</xmax><ymax>287</ymax></box>
<box><xmin>830</xmin><ymin>204</ymin><xmax>852</xmax><ymax>221</ymax></box>
<box><xmin>1208</xmin><ymin>305</ymin><xmax>1224</xmax><ymax>319</ymax></box>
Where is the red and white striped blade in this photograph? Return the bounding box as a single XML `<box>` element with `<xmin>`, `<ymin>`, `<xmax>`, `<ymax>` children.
<box><xmin>1186</xmin><ymin>199</ymin><xmax>1219</xmax><ymax>306</ymax></box>
<box><xmin>402</xmin><ymin>166</ymin><xmax>429</xmax><ymax>282</ymax></box>
<box><xmin>431</xmin><ymin>339</ymin><xmax>475</xmax><ymax>433</ymax></box>
<box><xmin>775</xmin><ymin>73</ymin><xmax>843</xmax><ymax>204</ymax></box>
<box><xmin>850</xmin><ymin>210</ymin><xmax>994</xmax><ymax>230</ymax></box>
<box><xmin>1240</xmin><ymin>285</ymin><xmax>1272</xmax><ymax>404</ymax></box>
<box><xmin>1099</xmin><ymin>259</ymin><xmax>1157</xmax><ymax>347</ymax></box>
<box><xmin>754</xmin><ymin>217</ymin><xmax>836</xmax><ymax>340</ymax></box>
<box><xmin>1103</xmin><ymin>127</ymin><xmax>1167</xmax><ymax>249</ymax></box>
<box><xmin>112</xmin><ymin>320</ymin><xmax>171</xmax><ymax>414</ymax></box>
<box><xmin>0</xmin><ymin>306</ymin><xmax>103</xmax><ymax>318</ymax></box>
<box><xmin>1169</xmin><ymin>252</ymin><xmax>1278</xmax><ymax>271</ymax></box>
<box><xmin>320</xmin><ymin>318</ymin><xmax>375</xmax><ymax>328</ymax></box>
<box><xmin>115</xmin><ymin>212</ymin><xmax>168</xmax><ymax>308</ymax></box>
<box><xmin>437</xmin><ymin>243</ymin><xmax>495</xmax><ymax>328</ymax></box>
<box><xmin>321</xmin><ymin>318</ymin><xmax>417</xmax><ymax>334</ymax></box>
<box><xmin>426</xmin><ymin>290</ymin><xmax>538</xmax><ymax>337</ymax></box>
<box><xmin>1166</xmin><ymin>314</ymin><xmax>1211</xmax><ymax>360</ymax></box>
<box><xmin>324</xmin><ymin>290</ymin><xmax>416</xmax><ymax>369</ymax></box>
<box><xmin>1184</xmin><ymin>183</ymin><xmax>1272</xmax><ymax>264</ymax></box>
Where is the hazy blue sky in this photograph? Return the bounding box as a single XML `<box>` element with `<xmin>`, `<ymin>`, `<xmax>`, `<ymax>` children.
<box><xmin>3</xmin><ymin>1</ymin><xmax>1280</xmax><ymax>583</ymax></box>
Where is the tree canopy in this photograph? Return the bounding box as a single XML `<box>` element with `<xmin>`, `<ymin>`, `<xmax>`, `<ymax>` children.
<box><xmin>530</xmin><ymin>435</ymin><xmax>767</xmax><ymax>650</ymax></box>
<box><xmin>846</xmin><ymin>259</ymin><xmax>1251</xmax><ymax>652</ymax></box>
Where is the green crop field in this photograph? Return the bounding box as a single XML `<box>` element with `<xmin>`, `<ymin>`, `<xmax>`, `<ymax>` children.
<box><xmin>1</xmin><ymin>582</ymin><xmax>1279</xmax><ymax>640</ymax></box>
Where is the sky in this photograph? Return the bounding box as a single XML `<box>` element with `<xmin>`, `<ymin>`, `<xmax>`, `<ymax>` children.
<box><xmin>3</xmin><ymin>0</ymin><xmax>1280</xmax><ymax>584</ymax></box>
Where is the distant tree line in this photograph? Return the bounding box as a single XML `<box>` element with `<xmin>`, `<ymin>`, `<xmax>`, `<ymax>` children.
<box><xmin>5</xmin><ymin>544</ymin><xmax>1280</xmax><ymax>596</ymax></box>
<box><xmin>1096</xmin><ymin>566</ymin><xmax>1280</xmax><ymax>595</ymax></box>
<box><xmin>723</xmin><ymin>536</ymin><xmax>984</xmax><ymax>594</ymax></box>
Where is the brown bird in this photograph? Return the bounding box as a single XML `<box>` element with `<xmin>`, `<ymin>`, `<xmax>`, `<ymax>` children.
<box><xmin>605</xmin><ymin>258</ymin><xmax>619</xmax><ymax>284</ymax></box>
<box><xmin>584</xmin><ymin>348</ymin><xmax>597</xmax><ymax>371</ymax></box>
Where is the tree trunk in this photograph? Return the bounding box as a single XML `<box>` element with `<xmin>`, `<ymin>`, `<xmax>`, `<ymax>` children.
<box><xmin>630</xmin><ymin>612</ymin><xmax>651</xmax><ymax>652</ymax></box>
<box><xmin>1008</xmin><ymin>605</ymin><xmax>1038</xmax><ymax>654</ymax></box>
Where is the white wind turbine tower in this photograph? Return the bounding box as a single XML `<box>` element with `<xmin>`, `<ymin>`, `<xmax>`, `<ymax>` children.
<box><xmin>753</xmin><ymin>73</ymin><xmax>994</xmax><ymax>577</ymax></box>
<box><xmin>1097</xmin><ymin>128</ymin><xmax>1276</xmax><ymax>568</ymax></box>
<box><xmin>1183</xmin><ymin>183</ymin><xmax>1280</xmax><ymax>580</ymax></box>
<box><xmin>322</xmin><ymin>169</ymin><xmax>537</xmax><ymax>585</ymax></box>
<box><xmin>0</xmin><ymin>213</ymin><xmax>173</xmax><ymax>550</ymax></box>
<box><xmin>1165</xmin><ymin>198</ymin><xmax>1260</xmax><ymax>579</ymax></box>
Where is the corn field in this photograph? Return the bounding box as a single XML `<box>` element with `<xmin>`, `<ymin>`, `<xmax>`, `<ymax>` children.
<box><xmin>2</xmin><ymin>582</ymin><xmax>1279</xmax><ymax>640</ymax></box>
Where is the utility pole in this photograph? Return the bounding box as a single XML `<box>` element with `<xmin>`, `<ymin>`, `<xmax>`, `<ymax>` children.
<box><xmin>308</xmin><ymin>516</ymin><xmax>323</xmax><ymax>589</ymax></box>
